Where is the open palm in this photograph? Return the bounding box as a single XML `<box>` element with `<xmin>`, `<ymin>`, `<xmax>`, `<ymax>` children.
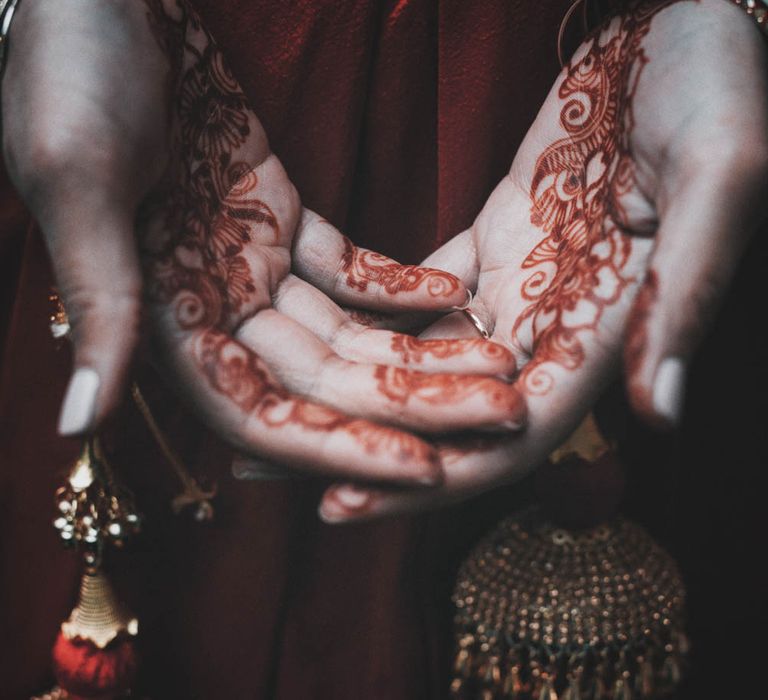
<box><xmin>138</xmin><ymin>2</ymin><xmax>525</xmax><ymax>483</ymax></box>
<box><xmin>319</xmin><ymin>0</ymin><xmax>768</xmax><ymax>520</ymax></box>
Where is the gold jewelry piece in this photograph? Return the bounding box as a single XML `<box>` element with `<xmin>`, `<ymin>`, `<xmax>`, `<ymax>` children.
<box><xmin>452</xmin><ymin>288</ymin><xmax>474</xmax><ymax>312</ymax></box>
<box><xmin>60</xmin><ymin>570</ymin><xmax>139</xmax><ymax>649</ymax></box>
<box><xmin>462</xmin><ymin>307</ymin><xmax>491</xmax><ymax>340</ymax></box>
<box><xmin>451</xmin><ymin>289</ymin><xmax>492</xmax><ymax>340</ymax></box>
<box><xmin>732</xmin><ymin>0</ymin><xmax>768</xmax><ymax>36</ymax></box>
<box><xmin>0</xmin><ymin>0</ymin><xmax>20</xmax><ymax>77</ymax></box>
<box><xmin>451</xmin><ymin>508</ymin><xmax>688</xmax><ymax>700</ymax></box>
<box><xmin>53</xmin><ymin>436</ymin><xmax>142</xmax><ymax>567</ymax></box>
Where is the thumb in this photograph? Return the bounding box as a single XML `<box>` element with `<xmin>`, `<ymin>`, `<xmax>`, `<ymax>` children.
<box><xmin>43</xmin><ymin>196</ymin><xmax>142</xmax><ymax>436</ymax></box>
<box><xmin>419</xmin><ymin>229</ymin><xmax>479</xmax><ymax>289</ymax></box>
<box><xmin>624</xmin><ymin>166</ymin><xmax>765</xmax><ymax>428</ymax></box>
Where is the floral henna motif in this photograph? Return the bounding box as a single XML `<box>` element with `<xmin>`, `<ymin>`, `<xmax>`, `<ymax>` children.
<box><xmin>197</xmin><ymin>332</ymin><xmax>437</xmax><ymax>462</ymax></box>
<box><xmin>141</xmin><ymin>2</ymin><xmax>277</xmax><ymax>332</ymax></box>
<box><xmin>514</xmin><ymin>3</ymin><xmax>671</xmax><ymax>394</ymax></box>
<box><xmin>340</xmin><ymin>237</ymin><xmax>460</xmax><ymax>298</ymax></box>
<box><xmin>390</xmin><ymin>335</ymin><xmax>508</xmax><ymax>364</ymax></box>
<box><xmin>345</xmin><ymin>422</ymin><xmax>440</xmax><ymax>466</ymax></box>
<box><xmin>139</xmin><ymin>3</ymin><xmax>437</xmax><ymax>463</ymax></box>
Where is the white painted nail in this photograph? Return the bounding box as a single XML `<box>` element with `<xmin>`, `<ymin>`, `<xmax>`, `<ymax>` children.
<box><xmin>318</xmin><ymin>504</ymin><xmax>347</xmax><ymax>524</ymax></box>
<box><xmin>652</xmin><ymin>357</ymin><xmax>686</xmax><ymax>426</ymax></box>
<box><xmin>58</xmin><ymin>368</ymin><xmax>100</xmax><ymax>436</ymax></box>
<box><xmin>334</xmin><ymin>485</ymin><xmax>370</xmax><ymax>509</ymax></box>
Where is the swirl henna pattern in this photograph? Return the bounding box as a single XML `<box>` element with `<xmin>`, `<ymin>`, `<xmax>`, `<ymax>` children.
<box><xmin>340</xmin><ymin>236</ymin><xmax>461</xmax><ymax>298</ymax></box>
<box><xmin>196</xmin><ymin>332</ymin><xmax>437</xmax><ymax>459</ymax></box>
<box><xmin>390</xmin><ymin>335</ymin><xmax>509</xmax><ymax>365</ymax></box>
<box><xmin>137</xmin><ymin>1</ymin><xmax>438</xmax><ymax>465</ymax></box>
<box><xmin>513</xmin><ymin>4</ymin><xmax>671</xmax><ymax>394</ymax></box>
<box><xmin>374</xmin><ymin>366</ymin><xmax>514</xmax><ymax>408</ymax></box>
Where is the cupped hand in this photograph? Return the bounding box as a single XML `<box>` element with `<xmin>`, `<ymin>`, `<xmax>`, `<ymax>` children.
<box><xmin>318</xmin><ymin>0</ymin><xmax>768</xmax><ymax>519</ymax></box>
<box><xmin>2</xmin><ymin>0</ymin><xmax>525</xmax><ymax>482</ymax></box>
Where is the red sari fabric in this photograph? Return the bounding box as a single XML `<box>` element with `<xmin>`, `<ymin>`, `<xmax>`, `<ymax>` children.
<box><xmin>1</xmin><ymin>2</ymin><xmax>766</xmax><ymax>698</ymax></box>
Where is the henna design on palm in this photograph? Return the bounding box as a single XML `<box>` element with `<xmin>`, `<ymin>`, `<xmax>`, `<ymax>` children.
<box><xmin>137</xmin><ymin>1</ymin><xmax>445</xmax><ymax>466</ymax></box>
<box><xmin>514</xmin><ymin>4</ymin><xmax>672</xmax><ymax>394</ymax></box>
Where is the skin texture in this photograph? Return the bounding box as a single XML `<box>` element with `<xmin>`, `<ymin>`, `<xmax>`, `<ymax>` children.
<box><xmin>318</xmin><ymin>0</ymin><xmax>768</xmax><ymax>521</ymax></box>
<box><xmin>2</xmin><ymin>0</ymin><xmax>525</xmax><ymax>482</ymax></box>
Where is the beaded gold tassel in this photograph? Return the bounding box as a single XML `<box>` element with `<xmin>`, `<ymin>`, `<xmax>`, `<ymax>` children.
<box><xmin>34</xmin><ymin>293</ymin><xmax>215</xmax><ymax>699</ymax></box>
<box><xmin>45</xmin><ymin>435</ymin><xmax>142</xmax><ymax>700</ymax></box>
<box><xmin>450</xmin><ymin>508</ymin><xmax>688</xmax><ymax>700</ymax></box>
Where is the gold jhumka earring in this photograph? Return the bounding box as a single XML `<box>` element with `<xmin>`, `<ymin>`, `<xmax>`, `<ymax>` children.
<box><xmin>450</xmin><ymin>417</ymin><xmax>689</xmax><ymax>700</ymax></box>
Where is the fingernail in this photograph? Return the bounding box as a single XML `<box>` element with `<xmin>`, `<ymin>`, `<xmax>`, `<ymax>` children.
<box><xmin>503</xmin><ymin>418</ymin><xmax>525</xmax><ymax>431</ymax></box>
<box><xmin>652</xmin><ymin>357</ymin><xmax>686</xmax><ymax>426</ymax></box>
<box><xmin>477</xmin><ymin>418</ymin><xmax>524</xmax><ymax>434</ymax></box>
<box><xmin>58</xmin><ymin>368</ymin><xmax>100</xmax><ymax>436</ymax></box>
<box><xmin>318</xmin><ymin>485</ymin><xmax>372</xmax><ymax>524</ymax></box>
<box><xmin>334</xmin><ymin>484</ymin><xmax>370</xmax><ymax>509</ymax></box>
<box><xmin>318</xmin><ymin>506</ymin><xmax>348</xmax><ymax>524</ymax></box>
<box><xmin>417</xmin><ymin>456</ymin><xmax>443</xmax><ymax>486</ymax></box>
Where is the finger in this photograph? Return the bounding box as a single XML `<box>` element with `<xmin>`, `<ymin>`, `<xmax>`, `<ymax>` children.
<box><xmin>41</xmin><ymin>198</ymin><xmax>142</xmax><ymax>435</ymax></box>
<box><xmin>318</xmin><ymin>291</ymin><xmax>639</xmax><ymax>520</ymax></box>
<box><xmin>273</xmin><ymin>275</ymin><xmax>516</xmax><ymax>376</ymax></box>
<box><xmin>419</xmin><ymin>229</ymin><xmax>479</xmax><ymax>288</ymax></box>
<box><xmin>236</xmin><ymin>309</ymin><xmax>526</xmax><ymax>432</ymax></box>
<box><xmin>339</xmin><ymin>230</ymin><xmax>482</xmax><ymax>334</ymax></box>
<box><xmin>155</xmin><ymin>325</ymin><xmax>443</xmax><ymax>485</ymax></box>
<box><xmin>292</xmin><ymin>209</ymin><xmax>468</xmax><ymax>311</ymax></box>
<box><xmin>624</xmin><ymin>157</ymin><xmax>768</xmax><ymax>427</ymax></box>
<box><xmin>318</xmin><ymin>439</ymin><xmax>523</xmax><ymax>523</ymax></box>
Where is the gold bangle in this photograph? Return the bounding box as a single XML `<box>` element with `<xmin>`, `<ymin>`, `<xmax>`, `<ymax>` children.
<box><xmin>732</xmin><ymin>0</ymin><xmax>768</xmax><ymax>36</ymax></box>
<box><xmin>0</xmin><ymin>0</ymin><xmax>20</xmax><ymax>77</ymax></box>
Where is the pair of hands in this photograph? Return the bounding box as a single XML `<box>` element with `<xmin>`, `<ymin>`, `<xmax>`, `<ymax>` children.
<box><xmin>3</xmin><ymin>0</ymin><xmax>767</xmax><ymax>521</ymax></box>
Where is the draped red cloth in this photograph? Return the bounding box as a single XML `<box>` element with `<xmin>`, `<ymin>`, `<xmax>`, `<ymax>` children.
<box><xmin>1</xmin><ymin>1</ymin><xmax>766</xmax><ymax>698</ymax></box>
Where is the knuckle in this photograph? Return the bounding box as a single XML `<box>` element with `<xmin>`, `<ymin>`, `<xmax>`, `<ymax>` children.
<box><xmin>6</xmin><ymin>125</ymin><xmax>120</xmax><ymax>201</ymax></box>
<box><xmin>64</xmin><ymin>286</ymin><xmax>142</xmax><ymax>338</ymax></box>
<box><xmin>20</xmin><ymin>128</ymin><xmax>84</xmax><ymax>177</ymax></box>
<box><xmin>327</xmin><ymin>320</ymin><xmax>361</xmax><ymax>354</ymax></box>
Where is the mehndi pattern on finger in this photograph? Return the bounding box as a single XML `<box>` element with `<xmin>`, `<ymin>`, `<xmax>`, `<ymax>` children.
<box><xmin>340</xmin><ymin>236</ymin><xmax>461</xmax><ymax>297</ymax></box>
<box><xmin>390</xmin><ymin>335</ymin><xmax>509</xmax><ymax>364</ymax></box>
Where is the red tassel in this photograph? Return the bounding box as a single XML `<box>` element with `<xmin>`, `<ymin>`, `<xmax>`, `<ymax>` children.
<box><xmin>51</xmin><ymin>571</ymin><xmax>139</xmax><ymax>699</ymax></box>
<box><xmin>52</xmin><ymin>632</ymin><xmax>137</xmax><ymax>700</ymax></box>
